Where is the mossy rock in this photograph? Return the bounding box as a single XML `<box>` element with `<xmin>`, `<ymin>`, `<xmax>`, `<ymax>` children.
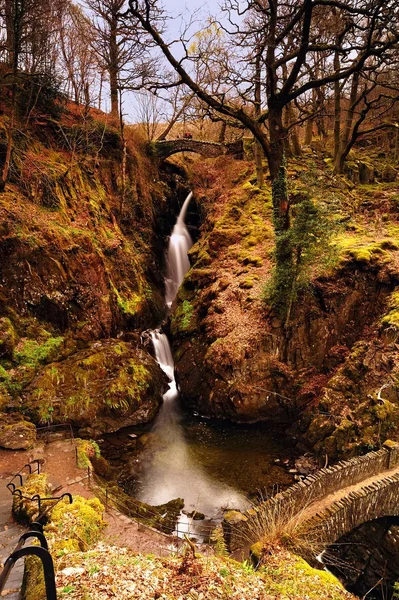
<box><xmin>12</xmin><ymin>473</ymin><xmax>50</xmax><ymax>524</ymax></box>
<box><xmin>100</xmin><ymin>482</ymin><xmax>183</xmax><ymax>534</ymax></box>
<box><xmin>381</xmin><ymin>290</ymin><xmax>399</xmax><ymax>330</ymax></box>
<box><xmin>23</xmin><ymin>340</ymin><xmax>165</xmax><ymax>433</ymax></box>
<box><xmin>0</xmin><ymin>411</ymin><xmax>36</xmax><ymax>449</ymax></box>
<box><xmin>45</xmin><ymin>495</ymin><xmax>106</xmax><ymax>554</ymax></box>
<box><xmin>170</xmin><ymin>299</ymin><xmax>199</xmax><ymax>336</ymax></box>
<box><xmin>0</xmin><ymin>317</ymin><xmax>18</xmax><ymax>359</ymax></box>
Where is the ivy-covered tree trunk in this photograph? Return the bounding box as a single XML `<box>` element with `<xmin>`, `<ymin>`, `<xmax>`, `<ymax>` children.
<box><xmin>268</xmin><ymin>106</ymin><xmax>293</xmax><ymax>322</ymax></box>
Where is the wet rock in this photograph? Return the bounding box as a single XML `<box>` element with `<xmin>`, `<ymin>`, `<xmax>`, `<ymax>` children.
<box><xmin>294</xmin><ymin>455</ymin><xmax>319</xmax><ymax>475</ymax></box>
<box><xmin>184</xmin><ymin>510</ymin><xmax>205</xmax><ymax>520</ymax></box>
<box><xmin>0</xmin><ymin>412</ymin><xmax>36</xmax><ymax>449</ymax></box>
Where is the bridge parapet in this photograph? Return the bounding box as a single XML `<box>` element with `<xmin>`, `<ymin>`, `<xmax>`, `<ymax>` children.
<box><xmin>223</xmin><ymin>442</ymin><xmax>399</xmax><ymax>553</ymax></box>
<box><xmin>153</xmin><ymin>139</ymin><xmax>243</xmax><ymax>160</ymax></box>
<box><xmin>300</xmin><ymin>471</ymin><xmax>399</xmax><ymax>561</ymax></box>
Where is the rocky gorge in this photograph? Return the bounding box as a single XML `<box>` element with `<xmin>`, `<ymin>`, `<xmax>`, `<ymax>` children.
<box><xmin>1</xmin><ymin>101</ymin><xmax>399</xmax><ymax>599</ymax></box>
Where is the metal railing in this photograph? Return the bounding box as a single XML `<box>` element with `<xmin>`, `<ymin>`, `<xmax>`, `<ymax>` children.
<box><xmin>36</xmin><ymin>423</ymin><xmax>78</xmax><ymax>465</ymax></box>
<box><xmin>6</xmin><ymin>459</ymin><xmax>42</xmax><ymax>494</ymax></box>
<box><xmin>0</xmin><ymin>527</ymin><xmax>57</xmax><ymax>600</ymax></box>
<box><xmin>3</xmin><ymin>452</ymin><xmax>76</xmax><ymax>600</ymax></box>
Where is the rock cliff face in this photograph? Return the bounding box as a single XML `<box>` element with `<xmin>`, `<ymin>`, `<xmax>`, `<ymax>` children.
<box><xmin>170</xmin><ymin>152</ymin><xmax>399</xmax><ymax>456</ymax></box>
<box><xmin>0</xmin><ymin>111</ymin><xmax>184</xmax><ymax>438</ymax></box>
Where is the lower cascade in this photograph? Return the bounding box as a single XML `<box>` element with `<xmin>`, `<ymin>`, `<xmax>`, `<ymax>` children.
<box><xmin>138</xmin><ymin>192</ymin><xmax>249</xmax><ymax>537</ymax></box>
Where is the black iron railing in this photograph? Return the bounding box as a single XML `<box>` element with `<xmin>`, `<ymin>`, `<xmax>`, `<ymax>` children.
<box><xmin>0</xmin><ymin>527</ymin><xmax>57</xmax><ymax>600</ymax></box>
<box><xmin>6</xmin><ymin>459</ymin><xmax>42</xmax><ymax>494</ymax></box>
<box><xmin>3</xmin><ymin>453</ymin><xmax>76</xmax><ymax>600</ymax></box>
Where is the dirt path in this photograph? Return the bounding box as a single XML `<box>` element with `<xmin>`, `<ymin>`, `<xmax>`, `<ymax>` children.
<box><xmin>0</xmin><ymin>438</ymin><xmax>180</xmax><ymax>557</ymax></box>
<box><xmin>298</xmin><ymin>463</ymin><xmax>399</xmax><ymax>525</ymax></box>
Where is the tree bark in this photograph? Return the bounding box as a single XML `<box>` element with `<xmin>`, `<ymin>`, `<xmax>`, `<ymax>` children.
<box><xmin>287</xmin><ymin>103</ymin><xmax>302</xmax><ymax>156</ymax></box>
<box><xmin>254</xmin><ymin>45</ymin><xmax>264</xmax><ymax>187</ymax></box>
<box><xmin>333</xmin><ymin>44</ymin><xmax>341</xmax><ymax>159</ymax></box>
<box><xmin>5</xmin><ymin>0</ymin><xmax>14</xmax><ymax>67</ymax></box>
<box><xmin>218</xmin><ymin>121</ymin><xmax>226</xmax><ymax>143</ymax></box>
<box><xmin>109</xmin><ymin>12</ymin><xmax>119</xmax><ymax>119</ymax></box>
<box><xmin>334</xmin><ymin>72</ymin><xmax>359</xmax><ymax>173</ymax></box>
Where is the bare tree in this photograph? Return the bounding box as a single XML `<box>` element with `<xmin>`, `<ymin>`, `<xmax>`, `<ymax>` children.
<box><xmin>127</xmin><ymin>0</ymin><xmax>399</xmax><ymax>315</ymax></box>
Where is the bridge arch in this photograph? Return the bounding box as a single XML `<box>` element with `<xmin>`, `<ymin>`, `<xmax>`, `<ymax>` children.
<box><xmin>153</xmin><ymin>138</ymin><xmax>243</xmax><ymax>160</ymax></box>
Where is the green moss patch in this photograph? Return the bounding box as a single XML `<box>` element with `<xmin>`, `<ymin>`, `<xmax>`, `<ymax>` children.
<box><xmin>45</xmin><ymin>495</ymin><xmax>105</xmax><ymax>555</ymax></box>
<box><xmin>335</xmin><ymin>236</ymin><xmax>399</xmax><ymax>266</ymax></box>
<box><xmin>12</xmin><ymin>473</ymin><xmax>51</xmax><ymax>524</ymax></box>
<box><xmin>170</xmin><ymin>300</ymin><xmax>198</xmax><ymax>335</ymax></box>
<box><xmin>382</xmin><ymin>290</ymin><xmax>399</xmax><ymax>329</ymax></box>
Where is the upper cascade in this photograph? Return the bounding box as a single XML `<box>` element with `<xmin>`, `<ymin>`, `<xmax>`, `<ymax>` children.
<box><xmin>165</xmin><ymin>192</ymin><xmax>193</xmax><ymax>307</ymax></box>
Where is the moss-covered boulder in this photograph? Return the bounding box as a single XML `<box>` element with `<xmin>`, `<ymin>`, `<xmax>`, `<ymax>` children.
<box><xmin>0</xmin><ymin>317</ymin><xmax>18</xmax><ymax>358</ymax></box>
<box><xmin>0</xmin><ymin>411</ymin><xmax>36</xmax><ymax>449</ymax></box>
<box><xmin>22</xmin><ymin>340</ymin><xmax>166</xmax><ymax>434</ymax></box>
<box><xmin>12</xmin><ymin>473</ymin><xmax>50</xmax><ymax>523</ymax></box>
<box><xmin>45</xmin><ymin>495</ymin><xmax>106</xmax><ymax>555</ymax></box>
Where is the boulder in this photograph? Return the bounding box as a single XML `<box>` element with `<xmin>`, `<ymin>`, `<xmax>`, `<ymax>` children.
<box><xmin>0</xmin><ymin>317</ymin><xmax>18</xmax><ymax>359</ymax></box>
<box><xmin>0</xmin><ymin>412</ymin><xmax>36</xmax><ymax>449</ymax></box>
<box><xmin>23</xmin><ymin>340</ymin><xmax>166</xmax><ymax>435</ymax></box>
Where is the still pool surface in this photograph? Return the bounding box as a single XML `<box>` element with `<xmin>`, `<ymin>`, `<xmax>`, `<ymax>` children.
<box><xmin>113</xmin><ymin>408</ymin><xmax>297</xmax><ymax>520</ymax></box>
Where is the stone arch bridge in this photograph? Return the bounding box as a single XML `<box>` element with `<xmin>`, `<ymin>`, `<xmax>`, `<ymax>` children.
<box><xmin>222</xmin><ymin>441</ymin><xmax>399</xmax><ymax>562</ymax></box>
<box><xmin>153</xmin><ymin>138</ymin><xmax>243</xmax><ymax>160</ymax></box>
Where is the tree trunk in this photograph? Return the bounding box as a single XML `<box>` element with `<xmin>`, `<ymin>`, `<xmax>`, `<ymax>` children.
<box><xmin>283</xmin><ymin>106</ymin><xmax>292</xmax><ymax>157</ymax></box>
<box><xmin>269</xmin><ymin>106</ymin><xmax>289</xmax><ymax>223</ymax></box>
<box><xmin>334</xmin><ymin>72</ymin><xmax>359</xmax><ymax>173</ymax></box>
<box><xmin>304</xmin><ymin>117</ymin><xmax>313</xmax><ymax>145</ymax></box>
<box><xmin>5</xmin><ymin>0</ymin><xmax>15</xmax><ymax>68</ymax></box>
<box><xmin>333</xmin><ymin>41</ymin><xmax>341</xmax><ymax>159</ymax></box>
<box><xmin>268</xmin><ymin>105</ymin><xmax>293</xmax><ymax>321</ymax></box>
<box><xmin>254</xmin><ymin>141</ymin><xmax>264</xmax><ymax>187</ymax></box>
<box><xmin>109</xmin><ymin>14</ymin><xmax>119</xmax><ymax>119</ymax></box>
<box><xmin>254</xmin><ymin>48</ymin><xmax>264</xmax><ymax>187</ymax></box>
<box><xmin>287</xmin><ymin>103</ymin><xmax>301</xmax><ymax>156</ymax></box>
<box><xmin>218</xmin><ymin>121</ymin><xmax>226</xmax><ymax>143</ymax></box>
<box><xmin>0</xmin><ymin>84</ymin><xmax>16</xmax><ymax>191</ymax></box>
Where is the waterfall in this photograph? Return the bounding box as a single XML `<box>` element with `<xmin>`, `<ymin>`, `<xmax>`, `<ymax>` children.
<box><xmin>138</xmin><ymin>191</ymin><xmax>248</xmax><ymax>531</ymax></box>
<box><xmin>165</xmin><ymin>192</ymin><xmax>193</xmax><ymax>308</ymax></box>
<box><xmin>151</xmin><ymin>192</ymin><xmax>194</xmax><ymax>405</ymax></box>
<box><xmin>150</xmin><ymin>330</ymin><xmax>177</xmax><ymax>403</ymax></box>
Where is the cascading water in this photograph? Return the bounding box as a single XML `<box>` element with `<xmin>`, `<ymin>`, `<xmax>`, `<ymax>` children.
<box><xmin>165</xmin><ymin>191</ymin><xmax>193</xmax><ymax>308</ymax></box>
<box><xmin>138</xmin><ymin>192</ymin><xmax>248</xmax><ymax>537</ymax></box>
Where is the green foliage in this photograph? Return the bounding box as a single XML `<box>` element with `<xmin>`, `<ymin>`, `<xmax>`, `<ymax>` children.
<box><xmin>171</xmin><ymin>299</ymin><xmax>196</xmax><ymax>334</ymax></box>
<box><xmin>14</xmin><ymin>336</ymin><xmax>64</xmax><ymax>369</ymax></box>
<box><xmin>76</xmin><ymin>438</ymin><xmax>101</xmax><ymax>469</ymax></box>
<box><xmin>266</xmin><ymin>194</ymin><xmax>333</xmax><ymax>325</ymax></box>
